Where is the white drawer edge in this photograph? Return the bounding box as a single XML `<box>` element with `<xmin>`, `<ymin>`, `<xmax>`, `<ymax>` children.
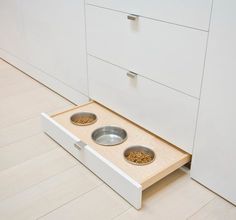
<box><xmin>41</xmin><ymin>112</ymin><xmax>81</xmax><ymax>143</ymax></box>
<box><xmin>41</xmin><ymin>112</ymin><xmax>142</xmax><ymax>209</ymax></box>
<box><xmin>84</xmin><ymin>146</ymin><xmax>142</xmax><ymax>209</ymax></box>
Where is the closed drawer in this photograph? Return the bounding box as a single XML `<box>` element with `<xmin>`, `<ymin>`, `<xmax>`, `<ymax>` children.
<box><xmin>86</xmin><ymin>0</ymin><xmax>212</xmax><ymax>31</ymax></box>
<box><xmin>42</xmin><ymin>101</ymin><xmax>190</xmax><ymax>209</ymax></box>
<box><xmin>86</xmin><ymin>5</ymin><xmax>208</xmax><ymax>98</ymax></box>
<box><xmin>88</xmin><ymin>56</ymin><xmax>198</xmax><ymax>154</ymax></box>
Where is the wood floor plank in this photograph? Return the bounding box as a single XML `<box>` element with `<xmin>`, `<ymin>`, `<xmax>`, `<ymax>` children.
<box><xmin>113</xmin><ymin>168</ymin><xmax>216</xmax><ymax>220</ymax></box>
<box><xmin>0</xmin><ymin>117</ymin><xmax>42</xmax><ymax>147</ymax></box>
<box><xmin>39</xmin><ymin>184</ymin><xmax>130</xmax><ymax>220</ymax></box>
<box><xmin>0</xmin><ymin>133</ymin><xmax>59</xmax><ymax>171</ymax></box>
<box><xmin>0</xmin><ymin>148</ymin><xmax>77</xmax><ymax>201</ymax></box>
<box><xmin>0</xmin><ymin>78</ymin><xmax>42</xmax><ymax>99</ymax></box>
<box><xmin>0</xmin><ymin>87</ymin><xmax>72</xmax><ymax>129</ymax></box>
<box><xmin>0</xmin><ymin>104</ymin><xmax>74</xmax><ymax>148</ymax></box>
<box><xmin>0</xmin><ymin>165</ymin><xmax>102</xmax><ymax>220</ymax></box>
<box><xmin>188</xmin><ymin>196</ymin><xmax>236</xmax><ymax>220</ymax></box>
<box><xmin>0</xmin><ymin>61</ymin><xmax>32</xmax><ymax>86</ymax></box>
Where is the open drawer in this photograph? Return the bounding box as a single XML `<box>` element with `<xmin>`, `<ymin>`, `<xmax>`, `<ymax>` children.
<box><xmin>41</xmin><ymin>101</ymin><xmax>190</xmax><ymax>209</ymax></box>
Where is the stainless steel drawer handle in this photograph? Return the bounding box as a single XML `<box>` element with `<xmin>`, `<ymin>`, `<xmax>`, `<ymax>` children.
<box><xmin>127</xmin><ymin>71</ymin><xmax>137</xmax><ymax>78</ymax></box>
<box><xmin>74</xmin><ymin>140</ymin><xmax>86</xmax><ymax>150</ymax></box>
<box><xmin>127</xmin><ymin>14</ymin><xmax>138</xmax><ymax>21</ymax></box>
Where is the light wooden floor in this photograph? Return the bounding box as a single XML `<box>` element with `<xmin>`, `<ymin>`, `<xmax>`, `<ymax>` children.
<box><xmin>0</xmin><ymin>58</ymin><xmax>235</xmax><ymax>220</ymax></box>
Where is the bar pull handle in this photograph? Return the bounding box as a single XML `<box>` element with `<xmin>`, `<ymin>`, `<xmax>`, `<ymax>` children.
<box><xmin>127</xmin><ymin>71</ymin><xmax>137</xmax><ymax>78</ymax></box>
<box><xmin>74</xmin><ymin>140</ymin><xmax>86</xmax><ymax>150</ymax></box>
<box><xmin>127</xmin><ymin>14</ymin><xmax>138</xmax><ymax>21</ymax></box>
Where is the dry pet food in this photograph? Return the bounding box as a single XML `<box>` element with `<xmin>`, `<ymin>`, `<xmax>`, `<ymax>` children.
<box><xmin>74</xmin><ymin>116</ymin><xmax>94</xmax><ymax>124</ymax></box>
<box><xmin>70</xmin><ymin>112</ymin><xmax>97</xmax><ymax>126</ymax></box>
<box><xmin>125</xmin><ymin>151</ymin><xmax>153</xmax><ymax>164</ymax></box>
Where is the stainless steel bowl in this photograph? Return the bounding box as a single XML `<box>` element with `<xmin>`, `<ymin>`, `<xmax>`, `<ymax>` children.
<box><xmin>124</xmin><ymin>146</ymin><xmax>155</xmax><ymax>165</ymax></box>
<box><xmin>91</xmin><ymin>126</ymin><xmax>127</xmax><ymax>146</ymax></box>
<box><xmin>70</xmin><ymin>112</ymin><xmax>97</xmax><ymax>126</ymax></box>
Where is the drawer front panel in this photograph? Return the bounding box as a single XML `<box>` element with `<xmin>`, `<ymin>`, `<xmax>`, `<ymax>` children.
<box><xmin>86</xmin><ymin>5</ymin><xmax>208</xmax><ymax>98</ymax></box>
<box><xmin>86</xmin><ymin>0</ymin><xmax>212</xmax><ymax>31</ymax></box>
<box><xmin>41</xmin><ymin>112</ymin><xmax>142</xmax><ymax>209</ymax></box>
<box><xmin>88</xmin><ymin>56</ymin><xmax>198</xmax><ymax>153</ymax></box>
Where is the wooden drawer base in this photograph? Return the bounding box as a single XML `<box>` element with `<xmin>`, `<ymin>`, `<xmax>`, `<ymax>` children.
<box><xmin>41</xmin><ymin>101</ymin><xmax>190</xmax><ymax>209</ymax></box>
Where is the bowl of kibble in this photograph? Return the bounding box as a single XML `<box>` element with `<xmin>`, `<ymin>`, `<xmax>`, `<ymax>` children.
<box><xmin>124</xmin><ymin>146</ymin><xmax>155</xmax><ymax>165</ymax></box>
<box><xmin>70</xmin><ymin>112</ymin><xmax>97</xmax><ymax>126</ymax></box>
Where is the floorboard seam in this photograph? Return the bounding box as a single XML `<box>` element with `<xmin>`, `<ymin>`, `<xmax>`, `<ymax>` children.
<box><xmin>0</xmin><ymin>131</ymin><xmax>43</xmax><ymax>149</ymax></box>
<box><xmin>111</xmin><ymin>206</ymin><xmax>132</xmax><ymax>220</ymax></box>
<box><xmin>186</xmin><ymin>196</ymin><xmax>216</xmax><ymax>220</ymax></box>
<box><xmin>0</xmin><ymin>163</ymin><xmax>78</xmax><ymax>203</ymax></box>
<box><xmin>36</xmin><ymin>183</ymin><xmax>104</xmax><ymax>220</ymax></box>
<box><xmin>0</xmin><ymin>148</ymin><xmax>62</xmax><ymax>174</ymax></box>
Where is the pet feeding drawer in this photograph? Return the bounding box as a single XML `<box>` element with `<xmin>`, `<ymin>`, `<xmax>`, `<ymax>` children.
<box><xmin>41</xmin><ymin>101</ymin><xmax>190</xmax><ymax>209</ymax></box>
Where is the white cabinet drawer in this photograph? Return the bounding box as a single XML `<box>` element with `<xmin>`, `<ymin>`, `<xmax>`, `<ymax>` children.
<box><xmin>86</xmin><ymin>0</ymin><xmax>212</xmax><ymax>31</ymax></box>
<box><xmin>88</xmin><ymin>56</ymin><xmax>199</xmax><ymax>154</ymax></box>
<box><xmin>41</xmin><ymin>101</ymin><xmax>190</xmax><ymax>209</ymax></box>
<box><xmin>86</xmin><ymin>5</ymin><xmax>208</xmax><ymax>98</ymax></box>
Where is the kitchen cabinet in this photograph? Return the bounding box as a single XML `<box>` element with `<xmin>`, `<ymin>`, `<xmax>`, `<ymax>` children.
<box><xmin>2</xmin><ymin>0</ymin><xmax>234</xmax><ymax>208</ymax></box>
<box><xmin>0</xmin><ymin>0</ymin><xmax>89</xmax><ymax>103</ymax></box>
<box><xmin>40</xmin><ymin>0</ymin><xmax>202</xmax><ymax>209</ymax></box>
<box><xmin>191</xmin><ymin>0</ymin><xmax>236</xmax><ymax>205</ymax></box>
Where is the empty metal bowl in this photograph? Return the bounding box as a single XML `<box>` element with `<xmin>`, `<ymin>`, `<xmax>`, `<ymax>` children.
<box><xmin>91</xmin><ymin>126</ymin><xmax>127</xmax><ymax>146</ymax></box>
<box><xmin>70</xmin><ymin>112</ymin><xmax>97</xmax><ymax>126</ymax></box>
<box><xmin>124</xmin><ymin>146</ymin><xmax>155</xmax><ymax>165</ymax></box>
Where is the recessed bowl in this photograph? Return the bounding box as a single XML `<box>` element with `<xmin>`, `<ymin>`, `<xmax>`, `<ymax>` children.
<box><xmin>124</xmin><ymin>146</ymin><xmax>155</xmax><ymax>165</ymax></box>
<box><xmin>70</xmin><ymin>112</ymin><xmax>97</xmax><ymax>126</ymax></box>
<box><xmin>91</xmin><ymin>126</ymin><xmax>127</xmax><ymax>146</ymax></box>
